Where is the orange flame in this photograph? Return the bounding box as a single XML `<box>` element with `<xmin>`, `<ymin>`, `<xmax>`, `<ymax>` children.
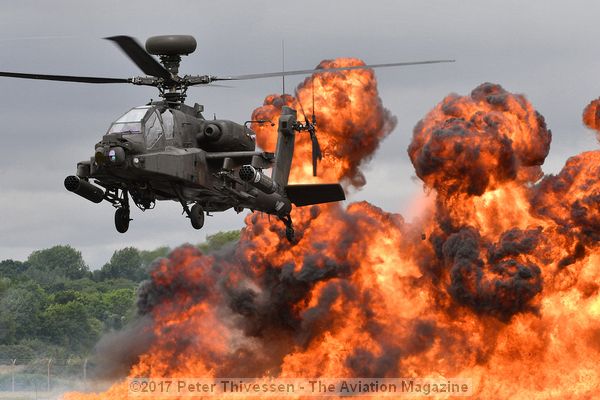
<box><xmin>64</xmin><ymin>72</ymin><xmax>600</xmax><ymax>400</ymax></box>
<box><xmin>252</xmin><ymin>58</ymin><xmax>396</xmax><ymax>187</ymax></box>
<box><xmin>583</xmin><ymin>98</ymin><xmax>600</xmax><ymax>143</ymax></box>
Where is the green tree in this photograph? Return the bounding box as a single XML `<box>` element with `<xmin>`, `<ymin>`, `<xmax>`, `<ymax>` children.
<box><xmin>0</xmin><ymin>245</ymin><xmax>148</xmax><ymax>358</ymax></box>
<box><xmin>0</xmin><ymin>311</ymin><xmax>17</xmax><ymax>344</ymax></box>
<box><xmin>100</xmin><ymin>247</ymin><xmax>146</xmax><ymax>281</ymax></box>
<box><xmin>40</xmin><ymin>301</ymin><xmax>101</xmax><ymax>352</ymax></box>
<box><xmin>101</xmin><ymin>288</ymin><xmax>136</xmax><ymax>329</ymax></box>
<box><xmin>0</xmin><ymin>259</ymin><xmax>29</xmax><ymax>279</ymax></box>
<box><xmin>0</xmin><ymin>344</ymin><xmax>35</xmax><ymax>360</ymax></box>
<box><xmin>17</xmin><ymin>338</ymin><xmax>70</xmax><ymax>359</ymax></box>
<box><xmin>27</xmin><ymin>245</ymin><xmax>89</xmax><ymax>280</ymax></box>
<box><xmin>60</xmin><ymin>277</ymin><xmax>103</xmax><ymax>293</ymax></box>
<box><xmin>91</xmin><ymin>277</ymin><xmax>139</xmax><ymax>291</ymax></box>
<box><xmin>51</xmin><ymin>289</ymin><xmax>83</xmax><ymax>304</ymax></box>
<box><xmin>140</xmin><ymin>246</ymin><xmax>170</xmax><ymax>269</ymax></box>
<box><xmin>0</xmin><ymin>276</ymin><xmax>11</xmax><ymax>295</ymax></box>
<box><xmin>77</xmin><ymin>291</ymin><xmax>106</xmax><ymax>321</ymax></box>
<box><xmin>0</xmin><ymin>282</ymin><xmax>47</xmax><ymax>342</ymax></box>
<box><xmin>198</xmin><ymin>230</ymin><xmax>241</xmax><ymax>252</ymax></box>
<box><xmin>77</xmin><ymin>288</ymin><xmax>135</xmax><ymax>328</ymax></box>
<box><xmin>103</xmin><ymin>288</ymin><xmax>135</xmax><ymax>317</ymax></box>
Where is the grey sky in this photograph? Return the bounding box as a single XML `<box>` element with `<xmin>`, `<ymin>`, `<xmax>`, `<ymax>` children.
<box><xmin>0</xmin><ymin>0</ymin><xmax>598</xmax><ymax>268</ymax></box>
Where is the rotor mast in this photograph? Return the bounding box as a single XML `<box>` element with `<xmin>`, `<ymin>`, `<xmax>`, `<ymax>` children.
<box><xmin>158</xmin><ymin>53</ymin><xmax>183</xmax><ymax>103</ymax></box>
<box><xmin>159</xmin><ymin>59</ymin><xmax>187</xmax><ymax>105</ymax></box>
<box><xmin>145</xmin><ymin>35</ymin><xmax>196</xmax><ymax>105</ymax></box>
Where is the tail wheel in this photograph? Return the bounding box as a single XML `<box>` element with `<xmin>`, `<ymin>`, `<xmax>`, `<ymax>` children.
<box><xmin>115</xmin><ymin>207</ymin><xmax>130</xmax><ymax>233</ymax></box>
<box><xmin>190</xmin><ymin>203</ymin><xmax>205</xmax><ymax>230</ymax></box>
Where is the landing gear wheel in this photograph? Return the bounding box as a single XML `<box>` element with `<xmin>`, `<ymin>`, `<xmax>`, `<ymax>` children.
<box><xmin>115</xmin><ymin>207</ymin><xmax>130</xmax><ymax>233</ymax></box>
<box><xmin>285</xmin><ymin>225</ymin><xmax>295</xmax><ymax>243</ymax></box>
<box><xmin>190</xmin><ymin>203</ymin><xmax>205</xmax><ymax>230</ymax></box>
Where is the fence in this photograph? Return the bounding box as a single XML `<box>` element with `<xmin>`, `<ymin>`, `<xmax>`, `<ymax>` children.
<box><xmin>0</xmin><ymin>358</ymin><xmax>89</xmax><ymax>399</ymax></box>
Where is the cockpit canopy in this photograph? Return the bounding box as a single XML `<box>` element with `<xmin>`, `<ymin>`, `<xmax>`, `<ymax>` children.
<box><xmin>107</xmin><ymin>106</ymin><xmax>174</xmax><ymax>147</ymax></box>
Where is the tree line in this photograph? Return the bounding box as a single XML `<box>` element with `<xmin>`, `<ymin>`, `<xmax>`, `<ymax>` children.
<box><xmin>0</xmin><ymin>231</ymin><xmax>240</xmax><ymax>362</ymax></box>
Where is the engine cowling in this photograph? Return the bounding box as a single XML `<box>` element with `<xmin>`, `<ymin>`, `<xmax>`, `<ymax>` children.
<box><xmin>196</xmin><ymin>120</ymin><xmax>255</xmax><ymax>152</ymax></box>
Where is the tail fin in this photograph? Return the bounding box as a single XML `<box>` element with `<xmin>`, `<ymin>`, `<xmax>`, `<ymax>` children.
<box><xmin>285</xmin><ymin>183</ymin><xmax>345</xmax><ymax>206</ymax></box>
<box><xmin>272</xmin><ymin>106</ymin><xmax>297</xmax><ymax>188</ymax></box>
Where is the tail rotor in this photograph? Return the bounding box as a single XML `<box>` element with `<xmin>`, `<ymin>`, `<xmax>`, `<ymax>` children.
<box><xmin>295</xmin><ymin>76</ymin><xmax>322</xmax><ymax>176</ymax></box>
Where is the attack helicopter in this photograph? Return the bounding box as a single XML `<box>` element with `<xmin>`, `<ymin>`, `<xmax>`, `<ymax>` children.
<box><xmin>0</xmin><ymin>35</ymin><xmax>454</xmax><ymax>242</ymax></box>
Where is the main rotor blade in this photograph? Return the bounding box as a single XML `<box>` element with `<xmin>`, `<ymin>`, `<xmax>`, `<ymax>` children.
<box><xmin>0</xmin><ymin>71</ymin><xmax>129</xmax><ymax>84</ymax></box>
<box><xmin>193</xmin><ymin>83</ymin><xmax>233</xmax><ymax>88</ymax></box>
<box><xmin>105</xmin><ymin>36</ymin><xmax>172</xmax><ymax>80</ymax></box>
<box><xmin>213</xmin><ymin>59</ymin><xmax>455</xmax><ymax>81</ymax></box>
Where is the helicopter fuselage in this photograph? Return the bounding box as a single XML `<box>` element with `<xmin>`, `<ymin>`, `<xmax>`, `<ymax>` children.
<box><xmin>65</xmin><ymin>102</ymin><xmax>346</xmax><ymax>240</ymax></box>
<box><xmin>74</xmin><ymin>101</ymin><xmax>293</xmax><ymax>216</ymax></box>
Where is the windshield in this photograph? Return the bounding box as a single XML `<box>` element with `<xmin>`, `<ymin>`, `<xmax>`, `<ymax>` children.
<box><xmin>107</xmin><ymin>106</ymin><xmax>151</xmax><ymax>134</ymax></box>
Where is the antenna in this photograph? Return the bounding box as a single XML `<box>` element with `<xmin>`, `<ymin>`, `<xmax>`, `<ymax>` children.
<box><xmin>281</xmin><ymin>39</ymin><xmax>285</xmax><ymax>94</ymax></box>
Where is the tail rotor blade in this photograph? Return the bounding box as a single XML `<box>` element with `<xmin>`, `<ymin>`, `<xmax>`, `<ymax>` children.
<box><xmin>310</xmin><ymin>131</ymin><xmax>322</xmax><ymax>177</ymax></box>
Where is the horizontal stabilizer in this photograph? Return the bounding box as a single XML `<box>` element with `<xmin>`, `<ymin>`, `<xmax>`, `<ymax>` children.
<box><xmin>285</xmin><ymin>183</ymin><xmax>345</xmax><ymax>206</ymax></box>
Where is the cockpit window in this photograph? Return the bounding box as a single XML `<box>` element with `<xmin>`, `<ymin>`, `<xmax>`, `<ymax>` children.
<box><xmin>108</xmin><ymin>122</ymin><xmax>142</xmax><ymax>134</ymax></box>
<box><xmin>115</xmin><ymin>107</ymin><xmax>151</xmax><ymax>123</ymax></box>
<box><xmin>161</xmin><ymin>110</ymin><xmax>174</xmax><ymax>139</ymax></box>
<box><xmin>107</xmin><ymin>106</ymin><xmax>165</xmax><ymax>147</ymax></box>
<box><xmin>107</xmin><ymin>106</ymin><xmax>151</xmax><ymax>135</ymax></box>
<box><xmin>145</xmin><ymin>111</ymin><xmax>163</xmax><ymax>148</ymax></box>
